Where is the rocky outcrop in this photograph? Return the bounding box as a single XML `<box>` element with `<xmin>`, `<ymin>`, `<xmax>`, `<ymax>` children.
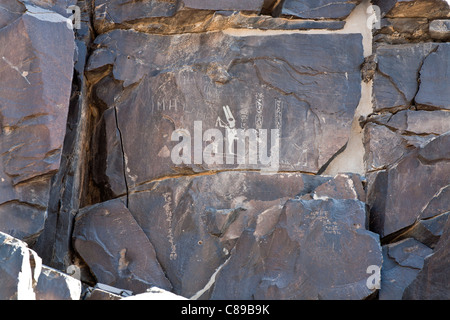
<box><xmin>0</xmin><ymin>0</ymin><xmax>75</xmax><ymax>244</ymax></box>
<box><xmin>0</xmin><ymin>0</ymin><xmax>448</xmax><ymax>301</ymax></box>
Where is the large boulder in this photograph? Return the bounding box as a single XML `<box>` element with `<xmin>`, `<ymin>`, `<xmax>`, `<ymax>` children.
<box><xmin>86</xmin><ymin>30</ymin><xmax>363</xmax><ymax>197</ymax></box>
<box><xmin>0</xmin><ymin>1</ymin><xmax>75</xmax><ymax>244</ymax></box>
<box><xmin>73</xmin><ymin>198</ymin><xmax>172</xmax><ymax>293</ymax></box>
<box><xmin>210</xmin><ymin>197</ymin><xmax>382</xmax><ymax>299</ymax></box>
<box><xmin>368</xmin><ymin>132</ymin><xmax>450</xmax><ymax>238</ymax></box>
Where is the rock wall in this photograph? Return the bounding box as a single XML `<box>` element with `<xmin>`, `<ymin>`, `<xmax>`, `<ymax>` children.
<box><xmin>0</xmin><ymin>0</ymin><xmax>449</xmax><ymax>300</ymax></box>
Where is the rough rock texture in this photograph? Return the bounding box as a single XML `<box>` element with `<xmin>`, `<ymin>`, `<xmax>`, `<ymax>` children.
<box><xmin>380</xmin><ymin>238</ymin><xmax>432</xmax><ymax>300</ymax></box>
<box><xmin>0</xmin><ymin>0</ymin><xmax>75</xmax><ymax>244</ymax></box>
<box><xmin>368</xmin><ymin>132</ymin><xmax>450</xmax><ymax>238</ymax></box>
<box><xmin>0</xmin><ymin>0</ymin><xmax>449</xmax><ymax>301</ymax></box>
<box><xmin>373</xmin><ymin>0</ymin><xmax>450</xmax><ymax>19</ymax></box>
<box><xmin>73</xmin><ymin>198</ymin><xmax>172</xmax><ymax>293</ymax></box>
<box><xmin>281</xmin><ymin>0</ymin><xmax>362</xmax><ymax>19</ymax></box>
<box><xmin>403</xmin><ymin>217</ymin><xmax>450</xmax><ymax>299</ymax></box>
<box><xmin>429</xmin><ymin>19</ymin><xmax>450</xmax><ymax>40</ymax></box>
<box><xmin>211</xmin><ymin>198</ymin><xmax>381</xmax><ymax>300</ymax></box>
<box><xmin>87</xmin><ymin>30</ymin><xmax>363</xmax><ymax>189</ymax></box>
<box><xmin>0</xmin><ymin>231</ymin><xmax>81</xmax><ymax>300</ymax></box>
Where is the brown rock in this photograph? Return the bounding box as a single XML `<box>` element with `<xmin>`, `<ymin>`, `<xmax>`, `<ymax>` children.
<box><xmin>211</xmin><ymin>198</ymin><xmax>382</xmax><ymax>299</ymax></box>
<box><xmin>0</xmin><ymin>2</ymin><xmax>75</xmax><ymax>243</ymax></box>
<box><xmin>368</xmin><ymin>132</ymin><xmax>450</xmax><ymax>238</ymax></box>
<box><xmin>73</xmin><ymin>198</ymin><xmax>172</xmax><ymax>293</ymax></box>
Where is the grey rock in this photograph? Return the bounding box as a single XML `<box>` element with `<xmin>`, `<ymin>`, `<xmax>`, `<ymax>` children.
<box><xmin>0</xmin><ymin>231</ymin><xmax>41</xmax><ymax>300</ymax></box>
<box><xmin>372</xmin><ymin>43</ymin><xmax>437</xmax><ymax>111</ymax></box>
<box><xmin>0</xmin><ymin>1</ymin><xmax>75</xmax><ymax>244</ymax></box>
<box><xmin>403</xmin><ymin>217</ymin><xmax>450</xmax><ymax>299</ymax></box>
<box><xmin>73</xmin><ymin>198</ymin><xmax>172</xmax><ymax>293</ymax></box>
<box><xmin>126</xmin><ymin>171</ymin><xmax>311</xmax><ymax>297</ymax></box>
<box><xmin>281</xmin><ymin>0</ymin><xmax>361</xmax><ymax>19</ymax></box>
<box><xmin>415</xmin><ymin>44</ymin><xmax>450</xmax><ymax>110</ymax></box>
<box><xmin>35</xmin><ymin>265</ymin><xmax>81</xmax><ymax>300</ymax></box>
<box><xmin>363</xmin><ymin>109</ymin><xmax>450</xmax><ymax>171</ymax></box>
<box><xmin>182</xmin><ymin>0</ymin><xmax>265</xmax><ymax>11</ymax></box>
<box><xmin>380</xmin><ymin>238</ymin><xmax>433</xmax><ymax>300</ymax></box>
<box><xmin>373</xmin><ymin>0</ymin><xmax>450</xmax><ymax>19</ymax></box>
<box><xmin>367</xmin><ymin>132</ymin><xmax>450</xmax><ymax>238</ymax></box>
<box><xmin>86</xmin><ymin>30</ymin><xmax>363</xmax><ymax>191</ymax></box>
<box><xmin>429</xmin><ymin>19</ymin><xmax>450</xmax><ymax>40</ymax></box>
<box><xmin>122</xmin><ymin>286</ymin><xmax>188</xmax><ymax>300</ymax></box>
<box><xmin>211</xmin><ymin>198</ymin><xmax>382</xmax><ymax>300</ymax></box>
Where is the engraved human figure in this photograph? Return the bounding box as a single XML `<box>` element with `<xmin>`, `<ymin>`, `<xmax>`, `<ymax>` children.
<box><xmin>215</xmin><ymin>105</ymin><xmax>238</xmax><ymax>155</ymax></box>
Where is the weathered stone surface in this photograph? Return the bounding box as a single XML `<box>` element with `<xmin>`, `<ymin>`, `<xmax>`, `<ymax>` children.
<box><xmin>35</xmin><ymin>265</ymin><xmax>81</xmax><ymax>300</ymax></box>
<box><xmin>374</xmin><ymin>18</ymin><xmax>430</xmax><ymax>44</ymax></box>
<box><xmin>115</xmin><ymin>172</ymin><xmax>372</xmax><ymax>299</ymax></box>
<box><xmin>403</xmin><ymin>217</ymin><xmax>450</xmax><ymax>299</ymax></box>
<box><xmin>373</xmin><ymin>0</ymin><xmax>450</xmax><ymax>19</ymax></box>
<box><xmin>32</xmin><ymin>0</ymin><xmax>94</xmax><ymax>270</ymax></box>
<box><xmin>368</xmin><ymin>132</ymin><xmax>450</xmax><ymax>238</ymax></box>
<box><xmin>429</xmin><ymin>19</ymin><xmax>450</xmax><ymax>40</ymax></box>
<box><xmin>0</xmin><ymin>2</ymin><xmax>75</xmax><ymax>244</ymax></box>
<box><xmin>210</xmin><ymin>198</ymin><xmax>381</xmax><ymax>299</ymax></box>
<box><xmin>372</xmin><ymin>43</ymin><xmax>437</xmax><ymax>111</ymax></box>
<box><xmin>363</xmin><ymin>109</ymin><xmax>450</xmax><ymax>171</ymax></box>
<box><xmin>389</xmin><ymin>212</ymin><xmax>449</xmax><ymax>249</ymax></box>
<box><xmin>122</xmin><ymin>287</ymin><xmax>188</xmax><ymax>300</ymax></box>
<box><xmin>281</xmin><ymin>0</ymin><xmax>361</xmax><ymax>19</ymax></box>
<box><xmin>83</xmin><ymin>283</ymin><xmax>132</xmax><ymax>300</ymax></box>
<box><xmin>93</xmin><ymin>0</ymin><xmax>179</xmax><ymax>33</ymax></box>
<box><xmin>182</xmin><ymin>0</ymin><xmax>265</xmax><ymax>11</ymax></box>
<box><xmin>87</xmin><ymin>30</ymin><xmax>363</xmax><ymax>192</ymax></box>
<box><xmin>126</xmin><ymin>171</ymin><xmax>313</xmax><ymax>297</ymax></box>
<box><xmin>92</xmin><ymin>1</ymin><xmax>344</xmax><ymax>35</ymax></box>
<box><xmin>415</xmin><ymin>44</ymin><xmax>450</xmax><ymax>110</ymax></box>
<box><xmin>73</xmin><ymin>198</ymin><xmax>172</xmax><ymax>293</ymax></box>
<box><xmin>380</xmin><ymin>238</ymin><xmax>433</xmax><ymax>300</ymax></box>
<box><xmin>0</xmin><ymin>231</ymin><xmax>41</xmax><ymax>300</ymax></box>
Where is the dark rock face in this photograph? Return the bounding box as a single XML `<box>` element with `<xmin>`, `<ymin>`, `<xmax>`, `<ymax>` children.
<box><xmin>0</xmin><ymin>1</ymin><xmax>75</xmax><ymax>244</ymax></box>
<box><xmin>415</xmin><ymin>44</ymin><xmax>450</xmax><ymax>110</ymax></box>
<box><xmin>126</xmin><ymin>172</ymin><xmax>316</xmax><ymax>297</ymax></box>
<box><xmin>403</xmin><ymin>217</ymin><xmax>450</xmax><ymax>299</ymax></box>
<box><xmin>211</xmin><ymin>198</ymin><xmax>381</xmax><ymax>300</ymax></box>
<box><xmin>380</xmin><ymin>238</ymin><xmax>433</xmax><ymax>300</ymax></box>
<box><xmin>0</xmin><ymin>0</ymin><xmax>448</xmax><ymax>301</ymax></box>
<box><xmin>281</xmin><ymin>0</ymin><xmax>362</xmax><ymax>19</ymax></box>
<box><xmin>368</xmin><ymin>132</ymin><xmax>450</xmax><ymax>238</ymax></box>
<box><xmin>372</xmin><ymin>43</ymin><xmax>438</xmax><ymax>112</ymax></box>
<box><xmin>373</xmin><ymin>0</ymin><xmax>450</xmax><ymax>19</ymax></box>
<box><xmin>87</xmin><ymin>30</ymin><xmax>363</xmax><ymax>192</ymax></box>
<box><xmin>73</xmin><ymin>198</ymin><xmax>172</xmax><ymax>293</ymax></box>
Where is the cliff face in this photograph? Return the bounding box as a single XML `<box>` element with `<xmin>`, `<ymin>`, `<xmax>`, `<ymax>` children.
<box><xmin>0</xmin><ymin>0</ymin><xmax>449</xmax><ymax>300</ymax></box>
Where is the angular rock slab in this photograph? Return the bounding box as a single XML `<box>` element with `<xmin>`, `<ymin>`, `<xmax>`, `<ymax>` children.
<box><xmin>363</xmin><ymin>109</ymin><xmax>450</xmax><ymax>171</ymax></box>
<box><xmin>415</xmin><ymin>44</ymin><xmax>450</xmax><ymax>110</ymax></box>
<box><xmin>373</xmin><ymin>0</ymin><xmax>450</xmax><ymax>19</ymax></box>
<box><xmin>127</xmin><ymin>171</ymin><xmax>311</xmax><ymax>297</ymax></box>
<box><xmin>182</xmin><ymin>0</ymin><xmax>265</xmax><ymax>11</ymax></box>
<box><xmin>73</xmin><ymin>198</ymin><xmax>172</xmax><ymax>293</ymax></box>
<box><xmin>380</xmin><ymin>238</ymin><xmax>432</xmax><ymax>300</ymax></box>
<box><xmin>210</xmin><ymin>198</ymin><xmax>382</xmax><ymax>300</ymax></box>
<box><xmin>87</xmin><ymin>30</ymin><xmax>363</xmax><ymax>193</ymax></box>
<box><xmin>0</xmin><ymin>3</ymin><xmax>75</xmax><ymax>242</ymax></box>
<box><xmin>125</xmin><ymin>171</ymin><xmax>367</xmax><ymax>298</ymax></box>
<box><xmin>372</xmin><ymin>43</ymin><xmax>437</xmax><ymax>111</ymax></box>
<box><xmin>429</xmin><ymin>19</ymin><xmax>450</xmax><ymax>40</ymax></box>
<box><xmin>280</xmin><ymin>0</ymin><xmax>361</xmax><ymax>19</ymax></box>
<box><xmin>35</xmin><ymin>265</ymin><xmax>82</xmax><ymax>300</ymax></box>
<box><xmin>0</xmin><ymin>231</ymin><xmax>41</xmax><ymax>300</ymax></box>
<box><xmin>368</xmin><ymin>132</ymin><xmax>450</xmax><ymax>238</ymax></box>
<box><xmin>403</xmin><ymin>217</ymin><xmax>450</xmax><ymax>299</ymax></box>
